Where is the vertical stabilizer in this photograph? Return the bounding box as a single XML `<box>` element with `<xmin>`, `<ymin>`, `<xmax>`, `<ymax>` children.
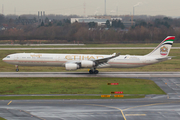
<box><xmin>146</xmin><ymin>36</ymin><xmax>175</xmax><ymax>57</ymax></box>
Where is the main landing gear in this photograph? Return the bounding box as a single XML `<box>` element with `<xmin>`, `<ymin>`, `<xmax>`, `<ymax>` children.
<box><xmin>15</xmin><ymin>65</ymin><xmax>19</xmax><ymax>72</ymax></box>
<box><xmin>89</xmin><ymin>68</ymin><xmax>99</xmax><ymax>74</ymax></box>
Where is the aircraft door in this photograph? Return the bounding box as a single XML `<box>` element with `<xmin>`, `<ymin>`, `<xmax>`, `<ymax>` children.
<box><xmin>55</xmin><ymin>55</ymin><xmax>61</xmax><ymax>61</ymax></box>
<box><xmin>14</xmin><ymin>55</ymin><xmax>18</xmax><ymax>60</ymax></box>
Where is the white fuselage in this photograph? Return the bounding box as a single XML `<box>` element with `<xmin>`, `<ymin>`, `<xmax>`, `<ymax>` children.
<box><xmin>2</xmin><ymin>53</ymin><xmax>161</xmax><ymax>68</ymax></box>
<box><xmin>2</xmin><ymin>36</ymin><xmax>174</xmax><ymax>73</ymax></box>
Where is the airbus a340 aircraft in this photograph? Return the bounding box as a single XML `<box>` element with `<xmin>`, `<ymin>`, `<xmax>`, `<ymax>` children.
<box><xmin>2</xmin><ymin>36</ymin><xmax>175</xmax><ymax>74</ymax></box>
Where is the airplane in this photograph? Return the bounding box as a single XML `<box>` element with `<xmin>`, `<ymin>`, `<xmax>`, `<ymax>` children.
<box><xmin>2</xmin><ymin>36</ymin><xmax>175</xmax><ymax>74</ymax></box>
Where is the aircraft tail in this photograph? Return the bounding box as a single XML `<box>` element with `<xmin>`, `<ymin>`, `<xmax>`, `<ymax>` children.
<box><xmin>146</xmin><ymin>36</ymin><xmax>175</xmax><ymax>57</ymax></box>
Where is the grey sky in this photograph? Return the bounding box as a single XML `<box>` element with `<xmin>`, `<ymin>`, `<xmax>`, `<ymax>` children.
<box><xmin>1</xmin><ymin>0</ymin><xmax>180</xmax><ymax>17</ymax></box>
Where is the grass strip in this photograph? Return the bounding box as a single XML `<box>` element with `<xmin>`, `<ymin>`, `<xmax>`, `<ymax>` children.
<box><xmin>0</xmin><ymin>78</ymin><xmax>165</xmax><ymax>95</ymax></box>
<box><xmin>0</xmin><ymin>117</ymin><xmax>6</xmax><ymax>120</ymax></box>
<box><xmin>0</xmin><ymin>96</ymin><xmax>145</xmax><ymax>100</ymax></box>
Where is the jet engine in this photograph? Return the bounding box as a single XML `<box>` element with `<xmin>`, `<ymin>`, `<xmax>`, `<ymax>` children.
<box><xmin>65</xmin><ymin>63</ymin><xmax>79</xmax><ymax>71</ymax></box>
<box><xmin>81</xmin><ymin>61</ymin><xmax>95</xmax><ymax>68</ymax></box>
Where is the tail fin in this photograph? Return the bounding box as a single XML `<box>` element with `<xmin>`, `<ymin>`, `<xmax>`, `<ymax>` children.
<box><xmin>146</xmin><ymin>36</ymin><xmax>175</xmax><ymax>57</ymax></box>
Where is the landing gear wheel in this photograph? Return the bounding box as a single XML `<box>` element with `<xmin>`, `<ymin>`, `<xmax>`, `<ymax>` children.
<box><xmin>94</xmin><ymin>70</ymin><xmax>99</xmax><ymax>74</ymax></box>
<box><xmin>15</xmin><ymin>65</ymin><xmax>19</xmax><ymax>72</ymax></box>
<box><xmin>89</xmin><ymin>69</ymin><xmax>99</xmax><ymax>74</ymax></box>
<box><xmin>89</xmin><ymin>70</ymin><xmax>94</xmax><ymax>74</ymax></box>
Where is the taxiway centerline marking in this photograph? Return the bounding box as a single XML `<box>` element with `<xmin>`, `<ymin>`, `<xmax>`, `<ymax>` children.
<box><xmin>7</xmin><ymin>101</ymin><xmax>12</xmax><ymax>105</ymax></box>
<box><xmin>84</xmin><ymin>104</ymin><xmax>126</xmax><ymax>120</ymax></box>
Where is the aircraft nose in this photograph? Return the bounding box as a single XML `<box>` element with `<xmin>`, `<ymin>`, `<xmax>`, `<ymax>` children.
<box><xmin>2</xmin><ymin>58</ymin><xmax>5</xmax><ymax>61</ymax></box>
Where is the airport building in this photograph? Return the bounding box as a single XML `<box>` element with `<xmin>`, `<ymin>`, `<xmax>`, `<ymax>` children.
<box><xmin>71</xmin><ymin>17</ymin><xmax>109</xmax><ymax>26</ymax></box>
<box><xmin>71</xmin><ymin>16</ymin><xmax>134</xmax><ymax>28</ymax></box>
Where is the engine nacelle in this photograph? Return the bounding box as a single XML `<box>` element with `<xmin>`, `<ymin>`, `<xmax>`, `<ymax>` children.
<box><xmin>81</xmin><ymin>61</ymin><xmax>95</xmax><ymax>68</ymax></box>
<box><xmin>65</xmin><ymin>63</ymin><xmax>79</xmax><ymax>71</ymax></box>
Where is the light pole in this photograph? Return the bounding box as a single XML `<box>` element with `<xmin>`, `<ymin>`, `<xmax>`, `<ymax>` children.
<box><xmin>104</xmin><ymin>0</ymin><xmax>106</xmax><ymax>16</ymax></box>
<box><xmin>131</xmin><ymin>7</ymin><xmax>135</xmax><ymax>25</ymax></box>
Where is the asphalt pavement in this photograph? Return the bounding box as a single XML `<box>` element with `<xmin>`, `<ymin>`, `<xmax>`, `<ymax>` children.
<box><xmin>0</xmin><ymin>47</ymin><xmax>180</xmax><ymax>50</ymax></box>
<box><xmin>0</xmin><ymin>99</ymin><xmax>180</xmax><ymax>120</ymax></box>
<box><xmin>0</xmin><ymin>72</ymin><xmax>179</xmax><ymax>78</ymax></box>
<box><xmin>0</xmin><ymin>73</ymin><xmax>180</xmax><ymax>120</ymax></box>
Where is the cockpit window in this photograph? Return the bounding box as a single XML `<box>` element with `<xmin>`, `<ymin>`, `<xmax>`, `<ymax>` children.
<box><xmin>6</xmin><ymin>56</ymin><xmax>10</xmax><ymax>58</ymax></box>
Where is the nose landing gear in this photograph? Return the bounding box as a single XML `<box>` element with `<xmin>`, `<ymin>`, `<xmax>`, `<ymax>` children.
<box><xmin>15</xmin><ymin>65</ymin><xmax>19</xmax><ymax>72</ymax></box>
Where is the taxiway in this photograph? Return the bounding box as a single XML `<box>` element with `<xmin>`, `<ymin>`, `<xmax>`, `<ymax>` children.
<box><xmin>0</xmin><ymin>72</ymin><xmax>179</xmax><ymax>78</ymax></box>
<box><xmin>0</xmin><ymin>47</ymin><xmax>180</xmax><ymax>50</ymax></box>
<box><xmin>0</xmin><ymin>73</ymin><xmax>180</xmax><ymax>120</ymax></box>
<box><xmin>0</xmin><ymin>98</ymin><xmax>180</xmax><ymax>120</ymax></box>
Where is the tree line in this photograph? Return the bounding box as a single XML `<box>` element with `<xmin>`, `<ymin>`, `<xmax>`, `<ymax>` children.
<box><xmin>0</xmin><ymin>14</ymin><xmax>180</xmax><ymax>44</ymax></box>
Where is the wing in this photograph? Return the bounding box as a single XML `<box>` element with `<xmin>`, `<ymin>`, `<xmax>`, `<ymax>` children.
<box><xmin>93</xmin><ymin>53</ymin><xmax>120</xmax><ymax>66</ymax></box>
<box><xmin>65</xmin><ymin>53</ymin><xmax>120</xmax><ymax>68</ymax></box>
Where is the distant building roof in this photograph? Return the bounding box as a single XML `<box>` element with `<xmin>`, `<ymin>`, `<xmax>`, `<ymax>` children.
<box><xmin>71</xmin><ymin>17</ymin><xmax>135</xmax><ymax>27</ymax></box>
<box><xmin>71</xmin><ymin>18</ymin><xmax>110</xmax><ymax>26</ymax></box>
<box><xmin>122</xmin><ymin>21</ymin><xmax>135</xmax><ymax>28</ymax></box>
<box><xmin>78</xmin><ymin>18</ymin><xmax>108</xmax><ymax>23</ymax></box>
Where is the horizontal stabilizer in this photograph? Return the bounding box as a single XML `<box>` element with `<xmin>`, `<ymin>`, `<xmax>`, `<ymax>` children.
<box><xmin>156</xmin><ymin>56</ymin><xmax>175</xmax><ymax>60</ymax></box>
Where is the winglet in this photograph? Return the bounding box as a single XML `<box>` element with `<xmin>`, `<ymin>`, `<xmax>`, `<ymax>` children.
<box><xmin>112</xmin><ymin>53</ymin><xmax>116</xmax><ymax>56</ymax></box>
<box><xmin>116</xmin><ymin>52</ymin><xmax>120</xmax><ymax>56</ymax></box>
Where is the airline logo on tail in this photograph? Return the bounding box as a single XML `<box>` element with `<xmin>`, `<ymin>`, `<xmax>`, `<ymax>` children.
<box><xmin>160</xmin><ymin>46</ymin><xmax>168</xmax><ymax>56</ymax></box>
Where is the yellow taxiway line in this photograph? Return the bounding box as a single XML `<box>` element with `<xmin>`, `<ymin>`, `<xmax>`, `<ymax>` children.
<box><xmin>84</xmin><ymin>104</ymin><xmax>126</xmax><ymax>120</ymax></box>
<box><xmin>7</xmin><ymin>101</ymin><xmax>12</xmax><ymax>105</ymax></box>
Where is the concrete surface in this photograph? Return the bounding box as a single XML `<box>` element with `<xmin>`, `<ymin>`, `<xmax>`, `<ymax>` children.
<box><xmin>0</xmin><ymin>47</ymin><xmax>180</xmax><ymax>50</ymax></box>
<box><xmin>0</xmin><ymin>99</ymin><xmax>180</xmax><ymax>120</ymax></box>
<box><xmin>0</xmin><ymin>73</ymin><xmax>180</xmax><ymax>120</ymax></box>
<box><xmin>0</xmin><ymin>44</ymin><xmax>85</xmax><ymax>46</ymax></box>
<box><xmin>0</xmin><ymin>72</ymin><xmax>179</xmax><ymax>78</ymax></box>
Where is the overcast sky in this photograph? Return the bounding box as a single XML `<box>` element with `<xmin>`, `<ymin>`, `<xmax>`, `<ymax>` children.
<box><xmin>1</xmin><ymin>0</ymin><xmax>180</xmax><ymax>17</ymax></box>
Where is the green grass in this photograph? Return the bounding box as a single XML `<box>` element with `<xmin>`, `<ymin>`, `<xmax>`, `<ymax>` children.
<box><xmin>0</xmin><ymin>49</ymin><xmax>179</xmax><ymax>72</ymax></box>
<box><xmin>0</xmin><ymin>43</ymin><xmax>180</xmax><ymax>48</ymax></box>
<box><xmin>0</xmin><ymin>117</ymin><xmax>6</xmax><ymax>120</ymax></box>
<box><xmin>0</xmin><ymin>96</ymin><xmax>145</xmax><ymax>100</ymax></box>
<box><xmin>0</xmin><ymin>78</ymin><xmax>165</xmax><ymax>95</ymax></box>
